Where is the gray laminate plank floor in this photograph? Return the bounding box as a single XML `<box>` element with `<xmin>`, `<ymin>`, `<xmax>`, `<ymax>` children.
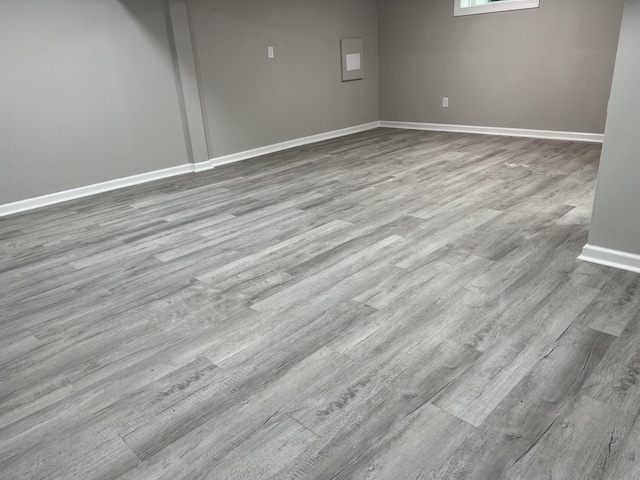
<box><xmin>1</xmin><ymin>128</ymin><xmax>640</xmax><ymax>479</ymax></box>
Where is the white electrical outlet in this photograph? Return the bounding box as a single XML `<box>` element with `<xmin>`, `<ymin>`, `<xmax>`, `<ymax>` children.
<box><xmin>442</xmin><ymin>97</ymin><xmax>449</xmax><ymax>108</ymax></box>
<box><xmin>268</xmin><ymin>46</ymin><xmax>275</xmax><ymax>58</ymax></box>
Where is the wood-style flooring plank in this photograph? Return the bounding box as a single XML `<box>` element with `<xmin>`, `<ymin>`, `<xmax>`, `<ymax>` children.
<box><xmin>1</xmin><ymin>129</ymin><xmax>638</xmax><ymax>480</ymax></box>
<box><xmin>498</xmin><ymin>395</ymin><xmax>634</xmax><ymax>480</ymax></box>
<box><xmin>434</xmin><ymin>280</ymin><xmax>601</xmax><ymax>426</ymax></box>
<box><xmin>432</xmin><ymin>325</ymin><xmax>614</xmax><ymax>480</ymax></box>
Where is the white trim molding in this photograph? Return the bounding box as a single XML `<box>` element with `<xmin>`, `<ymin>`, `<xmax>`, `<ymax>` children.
<box><xmin>579</xmin><ymin>244</ymin><xmax>640</xmax><ymax>275</ymax></box>
<box><xmin>201</xmin><ymin>122</ymin><xmax>380</xmax><ymax>170</ymax></box>
<box><xmin>378</xmin><ymin>121</ymin><xmax>604</xmax><ymax>143</ymax></box>
<box><xmin>0</xmin><ymin>164</ymin><xmax>194</xmax><ymax>217</ymax></box>
<box><xmin>0</xmin><ymin>122</ymin><xmax>379</xmax><ymax>217</ymax></box>
<box><xmin>0</xmin><ymin>120</ymin><xmax>604</xmax><ymax>217</ymax></box>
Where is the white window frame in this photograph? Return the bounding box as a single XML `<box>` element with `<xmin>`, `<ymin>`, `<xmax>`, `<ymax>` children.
<box><xmin>454</xmin><ymin>0</ymin><xmax>540</xmax><ymax>17</ymax></box>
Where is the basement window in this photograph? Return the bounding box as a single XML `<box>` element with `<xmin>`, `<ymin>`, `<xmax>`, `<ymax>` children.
<box><xmin>454</xmin><ymin>0</ymin><xmax>540</xmax><ymax>17</ymax></box>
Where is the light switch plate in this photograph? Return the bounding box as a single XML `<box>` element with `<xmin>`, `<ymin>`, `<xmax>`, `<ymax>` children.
<box><xmin>346</xmin><ymin>53</ymin><xmax>361</xmax><ymax>72</ymax></box>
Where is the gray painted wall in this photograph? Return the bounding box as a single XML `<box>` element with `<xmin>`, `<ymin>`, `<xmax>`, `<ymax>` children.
<box><xmin>0</xmin><ymin>0</ymin><xmax>630</xmax><ymax>208</ymax></box>
<box><xmin>187</xmin><ymin>0</ymin><xmax>379</xmax><ymax>158</ymax></box>
<box><xmin>378</xmin><ymin>0</ymin><xmax>624</xmax><ymax>134</ymax></box>
<box><xmin>0</xmin><ymin>0</ymin><xmax>189</xmax><ymax>205</ymax></box>
<box><xmin>587</xmin><ymin>0</ymin><xmax>640</xmax><ymax>255</ymax></box>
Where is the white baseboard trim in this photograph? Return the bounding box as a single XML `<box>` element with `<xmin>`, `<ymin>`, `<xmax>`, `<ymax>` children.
<box><xmin>0</xmin><ymin>122</ymin><xmax>379</xmax><ymax>217</ymax></box>
<box><xmin>192</xmin><ymin>160</ymin><xmax>215</xmax><ymax>173</ymax></box>
<box><xmin>1</xmin><ymin>120</ymin><xmax>603</xmax><ymax>217</ymax></box>
<box><xmin>0</xmin><ymin>164</ymin><xmax>194</xmax><ymax>217</ymax></box>
<box><xmin>379</xmin><ymin>121</ymin><xmax>604</xmax><ymax>143</ymax></box>
<box><xmin>203</xmin><ymin>122</ymin><xmax>380</xmax><ymax>169</ymax></box>
<box><xmin>579</xmin><ymin>244</ymin><xmax>640</xmax><ymax>274</ymax></box>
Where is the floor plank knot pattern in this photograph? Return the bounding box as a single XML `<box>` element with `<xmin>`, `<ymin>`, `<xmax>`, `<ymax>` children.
<box><xmin>1</xmin><ymin>129</ymin><xmax>640</xmax><ymax>479</ymax></box>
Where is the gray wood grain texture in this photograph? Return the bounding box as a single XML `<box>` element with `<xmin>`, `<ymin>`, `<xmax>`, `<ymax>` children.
<box><xmin>1</xmin><ymin>128</ymin><xmax>639</xmax><ymax>479</ymax></box>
